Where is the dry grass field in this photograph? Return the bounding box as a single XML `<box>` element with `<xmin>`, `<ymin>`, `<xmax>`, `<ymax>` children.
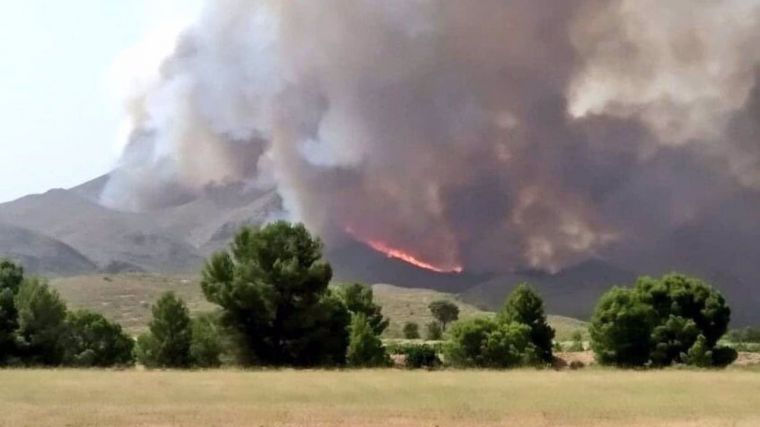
<box><xmin>1</xmin><ymin>369</ymin><xmax>760</xmax><ymax>427</ymax></box>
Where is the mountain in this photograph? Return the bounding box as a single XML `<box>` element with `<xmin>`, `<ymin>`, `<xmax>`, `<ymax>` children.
<box><xmin>0</xmin><ymin>175</ymin><xmax>281</xmax><ymax>275</ymax></box>
<box><xmin>0</xmin><ymin>175</ymin><xmax>757</xmax><ymax>326</ymax></box>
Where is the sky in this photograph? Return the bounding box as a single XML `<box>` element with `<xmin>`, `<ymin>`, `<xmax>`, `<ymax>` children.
<box><xmin>0</xmin><ymin>0</ymin><xmax>201</xmax><ymax>203</ymax></box>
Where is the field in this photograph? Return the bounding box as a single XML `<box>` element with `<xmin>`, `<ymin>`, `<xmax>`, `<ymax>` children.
<box><xmin>2</xmin><ymin>369</ymin><xmax>760</xmax><ymax>426</ymax></box>
<box><xmin>49</xmin><ymin>274</ymin><xmax>589</xmax><ymax>340</ymax></box>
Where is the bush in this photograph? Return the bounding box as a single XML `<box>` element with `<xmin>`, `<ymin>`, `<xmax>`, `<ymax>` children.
<box><xmin>500</xmin><ymin>284</ymin><xmax>555</xmax><ymax>363</ymax></box>
<box><xmin>445</xmin><ymin>317</ymin><xmax>536</xmax><ymax>368</ymax></box>
<box><xmin>14</xmin><ymin>278</ymin><xmax>68</xmax><ymax>366</ymax></box>
<box><xmin>566</xmin><ymin>330</ymin><xmax>585</xmax><ymax>352</ymax></box>
<box><xmin>590</xmin><ymin>274</ymin><xmax>734</xmax><ymax>368</ymax></box>
<box><xmin>403</xmin><ymin>322</ymin><xmax>420</xmax><ymax>339</ymax></box>
<box><xmin>426</xmin><ymin>321</ymin><xmax>443</xmax><ymax>340</ymax></box>
<box><xmin>190</xmin><ymin>313</ymin><xmax>224</xmax><ymax>368</ymax></box>
<box><xmin>135</xmin><ymin>292</ymin><xmax>192</xmax><ymax>368</ymax></box>
<box><xmin>201</xmin><ymin>222</ymin><xmax>347</xmax><ymax>367</ymax></box>
<box><xmin>347</xmin><ymin>313</ymin><xmax>390</xmax><ymax>367</ymax></box>
<box><xmin>397</xmin><ymin>343</ymin><xmax>440</xmax><ymax>369</ymax></box>
<box><xmin>712</xmin><ymin>346</ymin><xmax>738</xmax><ymax>367</ymax></box>
<box><xmin>64</xmin><ymin>310</ymin><xmax>134</xmax><ymax>367</ymax></box>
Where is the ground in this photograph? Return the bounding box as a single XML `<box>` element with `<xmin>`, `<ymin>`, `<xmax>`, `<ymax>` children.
<box><xmin>2</xmin><ymin>369</ymin><xmax>760</xmax><ymax>427</ymax></box>
<box><xmin>49</xmin><ymin>274</ymin><xmax>589</xmax><ymax>340</ymax></box>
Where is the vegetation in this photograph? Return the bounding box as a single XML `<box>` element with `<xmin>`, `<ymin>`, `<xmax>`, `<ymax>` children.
<box><xmin>499</xmin><ymin>284</ymin><xmax>555</xmax><ymax>363</ymax></box>
<box><xmin>135</xmin><ymin>292</ymin><xmax>192</xmax><ymax>368</ymax></box>
<box><xmin>389</xmin><ymin>342</ymin><xmax>440</xmax><ymax>369</ymax></box>
<box><xmin>189</xmin><ymin>312</ymin><xmax>224</xmax><ymax>368</ymax></box>
<box><xmin>15</xmin><ymin>278</ymin><xmax>69</xmax><ymax>366</ymax></box>
<box><xmin>590</xmin><ymin>274</ymin><xmax>736</xmax><ymax>368</ymax></box>
<box><xmin>402</xmin><ymin>322</ymin><xmax>420</xmax><ymax>339</ymax></box>
<box><xmin>428</xmin><ymin>300</ymin><xmax>459</xmax><ymax>331</ymax></box>
<box><xmin>339</xmin><ymin>283</ymin><xmax>389</xmax><ymax>336</ymax></box>
<box><xmin>347</xmin><ymin>313</ymin><xmax>390</xmax><ymax>367</ymax></box>
<box><xmin>201</xmin><ymin>222</ymin><xmax>349</xmax><ymax>367</ymax></box>
<box><xmin>426</xmin><ymin>321</ymin><xmax>443</xmax><ymax>340</ymax></box>
<box><xmin>64</xmin><ymin>310</ymin><xmax>134</xmax><ymax>367</ymax></box>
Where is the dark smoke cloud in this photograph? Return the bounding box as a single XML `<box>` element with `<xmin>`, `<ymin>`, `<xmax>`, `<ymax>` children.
<box><xmin>103</xmin><ymin>0</ymin><xmax>760</xmax><ymax>276</ymax></box>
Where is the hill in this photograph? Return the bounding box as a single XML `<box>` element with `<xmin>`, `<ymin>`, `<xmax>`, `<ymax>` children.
<box><xmin>49</xmin><ymin>274</ymin><xmax>587</xmax><ymax>340</ymax></box>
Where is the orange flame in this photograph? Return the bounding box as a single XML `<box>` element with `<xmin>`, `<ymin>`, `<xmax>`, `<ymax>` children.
<box><xmin>345</xmin><ymin>228</ymin><xmax>463</xmax><ymax>274</ymax></box>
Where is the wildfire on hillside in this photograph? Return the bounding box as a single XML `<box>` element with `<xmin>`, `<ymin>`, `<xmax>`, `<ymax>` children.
<box><xmin>345</xmin><ymin>228</ymin><xmax>463</xmax><ymax>274</ymax></box>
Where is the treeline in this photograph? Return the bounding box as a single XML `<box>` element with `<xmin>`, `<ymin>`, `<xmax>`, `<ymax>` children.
<box><xmin>0</xmin><ymin>221</ymin><xmax>740</xmax><ymax>369</ymax></box>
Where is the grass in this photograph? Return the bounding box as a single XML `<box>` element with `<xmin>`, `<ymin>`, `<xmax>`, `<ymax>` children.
<box><xmin>1</xmin><ymin>369</ymin><xmax>759</xmax><ymax>426</ymax></box>
<box><xmin>50</xmin><ymin>275</ymin><xmax>589</xmax><ymax>339</ymax></box>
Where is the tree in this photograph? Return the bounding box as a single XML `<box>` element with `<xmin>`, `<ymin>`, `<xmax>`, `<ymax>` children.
<box><xmin>190</xmin><ymin>313</ymin><xmax>224</xmax><ymax>368</ymax></box>
<box><xmin>500</xmin><ymin>284</ymin><xmax>555</xmax><ymax>363</ymax></box>
<box><xmin>426</xmin><ymin>321</ymin><xmax>443</xmax><ymax>340</ymax></box>
<box><xmin>14</xmin><ymin>278</ymin><xmax>68</xmax><ymax>366</ymax></box>
<box><xmin>0</xmin><ymin>259</ymin><xmax>24</xmax><ymax>363</ymax></box>
<box><xmin>201</xmin><ymin>222</ymin><xmax>347</xmax><ymax>367</ymax></box>
<box><xmin>135</xmin><ymin>292</ymin><xmax>192</xmax><ymax>368</ymax></box>
<box><xmin>339</xmin><ymin>283</ymin><xmax>389</xmax><ymax>336</ymax></box>
<box><xmin>683</xmin><ymin>335</ymin><xmax>712</xmax><ymax>368</ymax></box>
<box><xmin>64</xmin><ymin>310</ymin><xmax>134</xmax><ymax>367</ymax></box>
<box><xmin>590</xmin><ymin>274</ymin><xmax>734</xmax><ymax>368</ymax></box>
<box><xmin>403</xmin><ymin>322</ymin><xmax>420</xmax><ymax>339</ymax></box>
<box><xmin>589</xmin><ymin>287</ymin><xmax>655</xmax><ymax>367</ymax></box>
<box><xmin>347</xmin><ymin>313</ymin><xmax>390</xmax><ymax>367</ymax></box>
<box><xmin>428</xmin><ymin>300</ymin><xmax>459</xmax><ymax>331</ymax></box>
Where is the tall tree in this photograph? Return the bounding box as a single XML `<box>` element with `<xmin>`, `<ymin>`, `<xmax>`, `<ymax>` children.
<box><xmin>136</xmin><ymin>292</ymin><xmax>192</xmax><ymax>368</ymax></box>
<box><xmin>0</xmin><ymin>259</ymin><xmax>24</xmax><ymax>363</ymax></box>
<box><xmin>428</xmin><ymin>300</ymin><xmax>459</xmax><ymax>331</ymax></box>
<box><xmin>64</xmin><ymin>310</ymin><xmax>134</xmax><ymax>367</ymax></box>
<box><xmin>201</xmin><ymin>222</ymin><xmax>347</xmax><ymax>366</ymax></box>
<box><xmin>14</xmin><ymin>278</ymin><xmax>68</xmax><ymax>366</ymax></box>
<box><xmin>500</xmin><ymin>284</ymin><xmax>555</xmax><ymax>363</ymax></box>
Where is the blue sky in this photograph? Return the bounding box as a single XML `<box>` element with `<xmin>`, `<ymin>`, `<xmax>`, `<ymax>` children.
<box><xmin>0</xmin><ymin>0</ymin><xmax>201</xmax><ymax>202</ymax></box>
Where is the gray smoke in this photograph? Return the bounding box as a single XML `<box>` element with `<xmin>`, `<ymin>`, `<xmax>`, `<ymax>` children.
<box><xmin>103</xmin><ymin>0</ymin><xmax>760</xmax><ymax>276</ymax></box>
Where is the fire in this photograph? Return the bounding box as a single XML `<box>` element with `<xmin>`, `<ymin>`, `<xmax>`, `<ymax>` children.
<box><xmin>345</xmin><ymin>228</ymin><xmax>463</xmax><ymax>274</ymax></box>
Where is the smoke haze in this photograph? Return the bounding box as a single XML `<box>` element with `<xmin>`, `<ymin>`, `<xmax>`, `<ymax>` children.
<box><xmin>103</xmin><ymin>0</ymin><xmax>760</xmax><ymax>277</ymax></box>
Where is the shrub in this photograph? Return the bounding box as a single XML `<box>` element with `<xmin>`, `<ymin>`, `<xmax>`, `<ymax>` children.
<box><xmin>347</xmin><ymin>313</ymin><xmax>390</xmax><ymax>367</ymax></box>
<box><xmin>398</xmin><ymin>343</ymin><xmax>440</xmax><ymax>369</ymax></box>
<box><xmin>426</xmin><ymin>321</ymin><xmax>443</xmax><ymax>340</ymax></box>
<box><xmin>711</xmin><ymin>346</ymin><xmax>738</xmax><ymax>367</ymax></box>
<box><xmin>135</xmin><ymin>292</ymin><xmax>192</xmax><ymax>368</ymax></box>
<box><xmin>445</xmin><ymin>317</ymin><xmax>537</xmax><ymax>368</ymax></box>
<box><xmin>14</xmin><ymin>278</ymin><xmax>68</xmax><ymax>366</ymax></box>
<box><xmin>566</xmin><ymin>330</ymin><xmax>585</xmax><ymax>352</ymax></box>
<box><xmin>201</xmin><ymin>222</ymin><xmax>348</xmax><ymax>367</ymax></box>
<box><xmin>190</xmin><ymin>312</ymin><xmax>224</xmax><ymax>368</ymax></box>
<box><xmin>64</xmin><ymin>310</ymin><xmax>134</xmax><ymax>367</ymax></box>
<box><xmin>500</xmin><ymin>284</ymin><xmax>555</xmax><ymax>363</ymax></box>
<box><xmin>428</xmin><ymin>300</ymin><xmax>459</xmax><ymax>331</ymax></box>
<box><xmin>403</xmin><ymin>322</ymin><xmax>420</xmax><ymax>339</ymax></box>
<box><xmin>683</xmin><ymin>335</ymin><xmax>712</xmax><ymax>367</ymax></box>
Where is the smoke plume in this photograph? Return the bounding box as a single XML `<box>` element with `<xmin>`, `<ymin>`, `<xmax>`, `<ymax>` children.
<box><xmin>103</xmin><ymin>0</ymin><xmax>760</xmax><ymax>276</ymax></box>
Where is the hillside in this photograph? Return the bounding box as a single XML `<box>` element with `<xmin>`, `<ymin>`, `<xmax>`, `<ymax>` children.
<box><xmin>49</xmin><ymin>274</ymin><xmax>587</xmax><ymax>340</ymax></box>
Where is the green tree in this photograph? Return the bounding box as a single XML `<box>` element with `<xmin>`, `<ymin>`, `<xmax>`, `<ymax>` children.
<box><xmin>445</xmin><ymin>317</ymin><xmax>537</xmax><ymax>368</ymax></box>
<box><xmin>500</xmin><ymin>284</ymin><xmax>555</xmax><ymax>363</ymax></box>
<box><xmin>403</xmin><ymin>322</ymin><xmax>420</xmax><ymax>339</ymax></box>
<box><xmin>190</xmin><ymin>312</ymin><xmax>224</xmax><ymax>368</ymax></box>
<box><xmin>0</xmin><ymin>259</ymin><xmax>24</xmax><ymax>364</ymax></box>
<box><xmin>201</xmin><ymin>222</ymin><xmax>347</xmax><ymax>367</ymax></box>
<box><xmin>683</xmin><ymin>335</ymin><xmax>712</xmax><ymax>368</ymax></box>
<box><xmin>426</xmin><ymin>321</ymin><xmax>443</xmax><ymax>340</ymax></box>
<box><xmin>135</xmin><ymin>292</ymin><xmax>192</xmax><ymax>368</ymax></box>
<box><xmin>589</xmin><ymin>287</ymin><xmax>655</xmax><ymax>367</ymax></box>
<box><xmin>428</xmin><ymin>300</ymin><xmax>459</xmax><ymax>331</ymax></box>
<box><xmin>14</xmin><ymin>278</ymin><xmax>68</xmax><ymax>366</ymax></box>
<box><xmin>590</xmin><ymin>274</ymin><xmax>734</xmax><ymax>368</ymax></box>
<box><xmin>339</xmin><ymin>283</ymin><xmax>389</xmax><ymax>336</ymax></box>
<box><xmin>64</xmin><ymin>310</ymin><xmax>134</xmax><ymax>367</ymax></box>
<box><xmin>347</xmin><ymin>313</ymin><xmax>390</xmax><ymax>367</ymax></box>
